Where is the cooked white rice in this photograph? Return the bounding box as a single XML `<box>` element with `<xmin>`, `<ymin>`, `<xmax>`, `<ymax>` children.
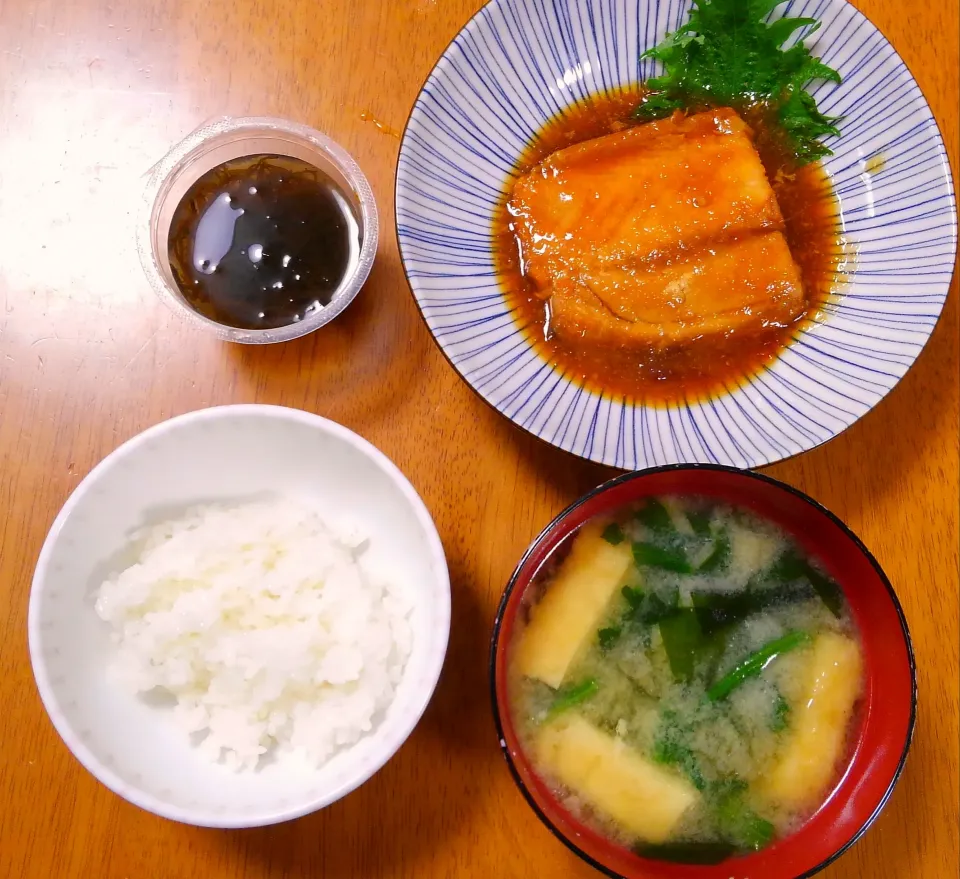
<box><xmin>94</xmin><ymin>497</ymin><xmax>412</xmax><ymax>771</ymax></box>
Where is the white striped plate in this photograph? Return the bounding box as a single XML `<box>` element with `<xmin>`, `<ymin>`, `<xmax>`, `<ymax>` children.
<box><xmin>395</xmin><ymin>0</ymin><xmax>956</xmax><ymax>470</ymax></box>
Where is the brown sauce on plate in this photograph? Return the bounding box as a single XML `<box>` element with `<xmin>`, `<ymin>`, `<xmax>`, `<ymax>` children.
<box><xmin>491</xmin><ymin>86</ymin><xmax>849</xmax><ymax>406</ymax></box>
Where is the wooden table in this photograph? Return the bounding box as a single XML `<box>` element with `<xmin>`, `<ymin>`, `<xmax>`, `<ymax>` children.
<box><xmin>0</xmin><ymin>1</ymin><xmax>956</xmax><ymax>876</ymax></box>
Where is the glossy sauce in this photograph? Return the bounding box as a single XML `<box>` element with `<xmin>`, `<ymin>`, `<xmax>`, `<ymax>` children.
<box><xmin>492</xmin><ymin>87</ymin><xmax>850</xmax><ymax>406</ymax></box>
<box><xmin>168</xmin><ymin>154</ymin><xmax>361</xmax><ymax>330</ymax></box>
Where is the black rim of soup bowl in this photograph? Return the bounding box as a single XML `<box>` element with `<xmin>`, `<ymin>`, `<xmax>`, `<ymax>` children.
<box><xmin>488</xmin><ymin>463</ymin><xmax>918</xmax><ymax>879</ymax></box>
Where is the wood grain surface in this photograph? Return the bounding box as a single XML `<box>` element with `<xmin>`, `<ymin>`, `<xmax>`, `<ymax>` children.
<box><xmin>0</xmin><ymin>1</ymin><xmax>956</xmax><ymax>877</ymax></box>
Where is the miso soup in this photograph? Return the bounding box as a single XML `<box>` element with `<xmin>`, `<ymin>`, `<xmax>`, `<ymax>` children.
<box><xmin>507</xmin><ymin>497</ymin><xmax>863</xmax><ymax>864</ymax></box>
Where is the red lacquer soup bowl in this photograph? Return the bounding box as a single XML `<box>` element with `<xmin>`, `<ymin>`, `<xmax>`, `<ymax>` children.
<box><xmin>490</xmin><ymin>465</ymin><xmax>916</xmax><ymax>879</ymax></box>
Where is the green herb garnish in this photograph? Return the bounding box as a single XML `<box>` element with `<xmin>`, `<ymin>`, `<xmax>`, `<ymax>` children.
<box><xmin>698</xmin><ymin>530</ymin><xmax>730</xmax><ymax>573</ymax></box>
<box><xmin>716</xmin><ymin>789</ymin><xmax>776</xmax><ymax>851</ymax></box>
<box><xmin>622</xmin><ymin>585</ymin><xmax>645</xmax><ymax>610</ymax></box>
<box><xmin>633</xmin><ymin>541</ymin><xmax>692</xmax><ymax>573</ymax></box>
<box><xmin>638</xmin><ymin>0</ymin><xmax>842</xmax><ymax>164</ymax></box>
<box><xmin>707</xmin><ymin>630</ymin><xmax>811</xmax><ymax>702</ymax></box>
<box><xmin>692</xmin><ymin>579</ymin><xmax>815</xmax><ymax>634</ymax></box>
<box><xmin>688</xmin><ymin>510</ymin><xmax>713</xmax><ymax>536</ymax></box>
<box><xmin>547</xmin><ymin>678</ymin><xmax>599</xmax><ymax>718</ymax></box>
<box><xmin>772</xmin><ymin>691</ymin><xmax>791</xmax><ymax>731</ymax></box>
<box><xmin>636</xmin><ymin>498</ymin><xmax>673</xmax><ymax>533</ymax></box>
<box><xmin>601</xmin><ymin>522</ymin><xmax>625</xmax><ymax>545</ymax></box>
<box><xmin>659</xmin><ymin>608</ymin><xmax>705</xmax><ymax>682</ymax></box>
<box><xmin>597</xmin><ymin>625</ymin><xmax>622</xmax><ymax>651</ymax></box>
<box><xmin>624</xmin><ymin>586</ymin><xmax>680</xmax><ymax>626</ymax></box>
<box><xmin>771</xmin><ymin>549</ymin><xmax>844</xmax><ymax>618</ymax></box>
<box><xmin>635</xmin><ymin>842</ymin><xmax>738</xmax><ymax>865</ymax></box>
<box><xmin>654</xmin><ymin>709</ymin><xmax>706</xmax><ymax>790</ymax></box>
<box><xmin>653</xmin><ymin>739</ymin><xmax>706</xmax><ymax>791</ymax></box>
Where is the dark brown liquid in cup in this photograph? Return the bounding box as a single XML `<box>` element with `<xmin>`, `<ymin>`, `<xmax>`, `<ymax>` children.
<box><xmin>167</xmin><ymin>154</ymin><xmax>361</xmax><ymax>331</ymax></box>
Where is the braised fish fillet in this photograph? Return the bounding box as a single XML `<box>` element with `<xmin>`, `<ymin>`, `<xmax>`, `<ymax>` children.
<box><xmin>551</xmin><ymin>232</ymin><xmax>804</xmax><ymax>347</ymax></box>
<box><xmin>508</xmin><ymin>108</ymin><xmax>806</xmax><ymax>347</ymax></box>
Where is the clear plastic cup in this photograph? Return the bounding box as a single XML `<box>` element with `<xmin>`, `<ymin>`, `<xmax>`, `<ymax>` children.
<box><xmin>138</xmin><ymin>116</ymin><xmax>379</xmax><ymax>344</ymax></box>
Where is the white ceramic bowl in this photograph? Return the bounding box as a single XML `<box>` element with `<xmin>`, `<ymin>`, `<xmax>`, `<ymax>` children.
<box><xmin>28</xmin><ymin>405</ymin><xmax>450</xmax><ymax>827</ymax></box>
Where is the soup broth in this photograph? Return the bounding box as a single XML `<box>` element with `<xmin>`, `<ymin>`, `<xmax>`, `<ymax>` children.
<box><xmin>508</xmin><ymin>498</ymin><xmax>863</xmax><ymax>863</ymax></box>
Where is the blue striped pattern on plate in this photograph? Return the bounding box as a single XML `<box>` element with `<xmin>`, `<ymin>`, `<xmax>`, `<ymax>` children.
<box><xmin>395</xmin><ymin>0</ymin><xmax>957</xmax><ymax>470</ymax></box>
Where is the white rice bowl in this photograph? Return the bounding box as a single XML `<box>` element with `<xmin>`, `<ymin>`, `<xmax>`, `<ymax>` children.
<box><xmin>28</xmin><ymin>405</ymin><xmax>450</xmax><ymax>827</ymax></box>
